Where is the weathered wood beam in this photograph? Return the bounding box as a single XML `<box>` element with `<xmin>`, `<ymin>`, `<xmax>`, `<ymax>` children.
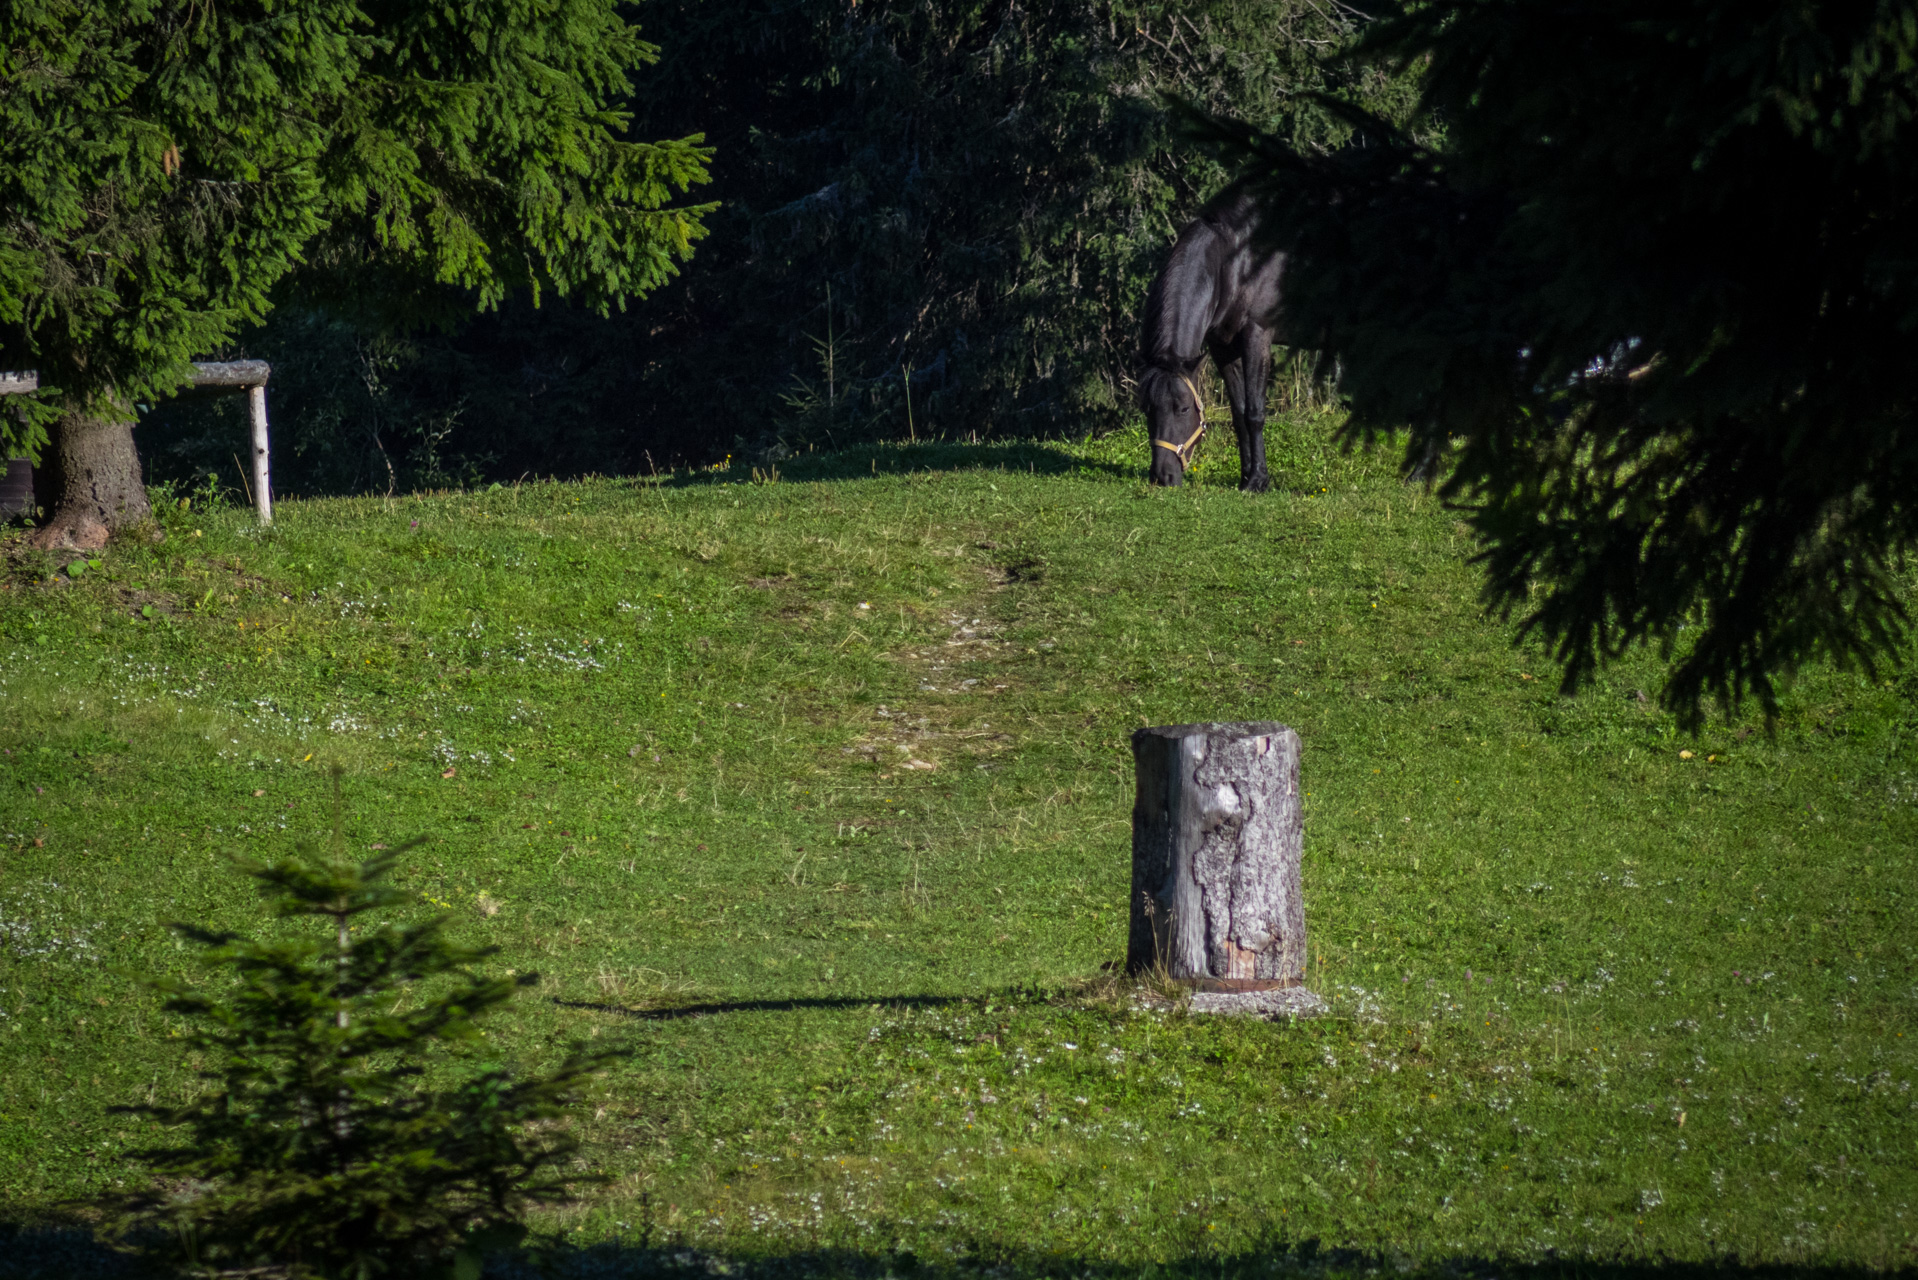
<box><xmin>0</xmin><ymin>364</ymin><xmax>273</xmax><ymax>525</ymax></box>
<box><xmin>189</xmin><ymin>360</ymin><xmax>271</xmax><ymax>388</ymax></box>
<box><xmin>3</xmin><ymin>364</ymin><xmax>270</xmax><ymax>392</ymax></box>
<box><xmin>187</xmin><ymin>364</ymin><xmax>275</xmax><ymax>525</ymax></box>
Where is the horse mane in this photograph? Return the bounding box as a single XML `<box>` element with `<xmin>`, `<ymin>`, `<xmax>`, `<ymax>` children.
<box><xmin>1138</xmin><ymin>182</ymin><xmax>1262</xmax><ymax>383</ymax></box>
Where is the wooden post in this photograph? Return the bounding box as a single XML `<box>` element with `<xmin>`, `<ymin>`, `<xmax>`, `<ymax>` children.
<box><xmin>1128</xmin><ymin>721</ymin><xmax>1307</xmax><ymax>989</ymax></box>
<box><xmin>248</xmin><ymin>382</ymin><xmax>271</xmax><ymax>526</ymax></box>
<box><xmin>0</xmin><ymin>373</ymin><xmax>37</xmax><ymax>520</ymax></box>
<box><xmin>1</xmin><ymin>373</ymin><xmax>40</xmax><ymax>521</ymax></box>
<box><xmin>190</xmin><ymin>362</ymin><xmax>272</xmax><ymax>526</ymax></box>
<box><xmin>0</xmin><ymin>458</ymin><xmax>31</xmax><ymax>518</ymax></box>
<box><xmin>3</xmin><ymin>363</ymin><xmax>274</xmax><ymax>526</ymax></box>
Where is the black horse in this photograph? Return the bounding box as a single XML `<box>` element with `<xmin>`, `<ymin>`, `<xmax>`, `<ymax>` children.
<box><xmin>1139</xmin><ymin>186</ymin><xmax>1284</xmax><ymax>490</ymax></box>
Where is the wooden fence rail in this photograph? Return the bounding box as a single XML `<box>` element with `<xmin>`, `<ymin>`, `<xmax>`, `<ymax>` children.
<box><xmin>0</xmin><ymin>362</ymin><xmax>272</xmax><ymax>525</ymax></box>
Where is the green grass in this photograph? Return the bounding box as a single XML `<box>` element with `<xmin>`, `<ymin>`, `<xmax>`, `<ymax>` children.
<box><xmin>2</xmin><ymin>416</ymin><xmax>1915</xmax><ymax>1276</ymax></box>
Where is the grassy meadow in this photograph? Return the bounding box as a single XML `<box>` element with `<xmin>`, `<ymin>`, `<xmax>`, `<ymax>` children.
<box><xmin>1</xmin><ymin>417</ymin><xmax>1914</xmax><ymax>1276</ymax></box>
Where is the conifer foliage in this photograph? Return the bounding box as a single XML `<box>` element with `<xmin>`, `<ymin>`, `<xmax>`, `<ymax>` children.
<box><xmin>115</xmin><ymin>773</ymin><xmax>604</xmax><ymax>1279</ymax></box>
<box><xmin>0</xmin><ymin>0</ymin><xmax>711</xmax><ymax>535</ymax></box>
<box><xmin>1211</xmin><ymin>0</ymin><xmax>1918</xmax><ymax>725</ymax></box>
<box><xmin>136</xmin><ymin>0</ymin><xmax>1415</xmax><ymax>490</ymax></box>
<box><xmin>574</xmin><ymin>0</ymin><xmax>1416</xmax><ymax>447</ymax></box>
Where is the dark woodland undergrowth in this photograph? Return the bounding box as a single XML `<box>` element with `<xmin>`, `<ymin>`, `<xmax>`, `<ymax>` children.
<box><xmin>1</xmin><ymin>417</ymin><xmax>1913</xmax><ymax>1276</ymax></box>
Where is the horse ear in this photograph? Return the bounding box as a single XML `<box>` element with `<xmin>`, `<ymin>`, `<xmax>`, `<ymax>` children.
<box><xmin>1138</xmin><ymin>366</ymin><xmax>1163</xmax><ymax>409</ymax></box>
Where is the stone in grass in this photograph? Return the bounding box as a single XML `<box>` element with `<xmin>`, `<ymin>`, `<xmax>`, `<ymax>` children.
<box><xmin>1185</xmin><ymin>985</ymin><xmax>1327</xmax><ymax>1019</ymax></box>
<box><xmin>1129</xmin><ymin>720</ymin><xmax>1321</xmax><ymax>1019</ymax></box>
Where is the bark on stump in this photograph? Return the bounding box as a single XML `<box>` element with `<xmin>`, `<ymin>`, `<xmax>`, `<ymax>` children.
<box><xmin>1129</xmin><ymin>721</ymin><xmax>1306</xmax><ymax>989</ymax></box>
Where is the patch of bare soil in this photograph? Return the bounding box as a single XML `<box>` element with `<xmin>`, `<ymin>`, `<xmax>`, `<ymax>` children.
<box><xmin>842</xmin><ymin>612</ymin><xmax>1018</xmax><ymax>777</ymax></box>
<box><xmin>899</xmin><ymin>611</ymin><xmax>1013</xmax><ymax>695</ymax></box>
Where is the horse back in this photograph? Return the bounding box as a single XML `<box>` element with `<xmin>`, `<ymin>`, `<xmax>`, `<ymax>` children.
<box><xmin>1202</xmin><ymin>190</ymin><xmax>1284</xmax><ymax>343</ymax></box>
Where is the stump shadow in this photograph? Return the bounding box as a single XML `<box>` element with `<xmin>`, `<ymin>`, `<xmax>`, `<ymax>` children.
<box><xmin>552</xmin><ymin>994</ymin><xmax>965</xmax><ymax>1023</ymax></box>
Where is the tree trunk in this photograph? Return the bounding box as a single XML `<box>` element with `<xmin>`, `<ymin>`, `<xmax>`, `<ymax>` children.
<box><xmin>0</xmin><ymin>458</ymin><xmax>32</xmax><ymax>519</ymax></box>
<box><xmin>30</xmin><ymin>402</ymin><xmax>150</xmax><ymax>549</ymax></box>
<box><xmin>1128</xmin><ymin>720</ymin><xmax>1307</xmax><ymax>988</ymax></box>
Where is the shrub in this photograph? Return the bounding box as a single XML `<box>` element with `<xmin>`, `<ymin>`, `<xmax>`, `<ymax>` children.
<box><xmin>113</xmin><ymin>771</ymin><xmax>606</xmax><ymax>1279</ymax></box>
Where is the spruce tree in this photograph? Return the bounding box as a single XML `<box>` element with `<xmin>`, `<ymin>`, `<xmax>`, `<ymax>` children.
<box><xmin>1209</xmin><ymin>0</ymin><xmax>1918</xmax><ymax>726</ymax></box>
<box><xmin>115</xmin><ymin>772</ymin><xmax>605</xmax><ymax>1279</ymax></box>
<box><xmin>0</xmin><ymin>0</ymin><xmax>712</xmax><ymax>547</ymax></box>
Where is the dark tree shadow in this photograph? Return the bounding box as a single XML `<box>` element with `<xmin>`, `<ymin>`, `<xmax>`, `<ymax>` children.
<box><xmin>651</xmin><ymin>440</ymin><xmax>1133</xmax><ymax>487</ymax></box>
<box><xmin>489</xmin><ymin>1237</ymin><xmax>1912</xmax><ymax>1280</ymax></box>
<box><xmin>552</xmin><ymin>994</ymin><xmax>965</xmax><ymax>1022</ymax></box>
<box><xmin>10</xmin><ymin>1201</ymin><xmax>1906</xmax><ymax>1279</ymax></box>
<box><xmin>0</xmin><ymin>1215</ymin><xmax>158</xmax><ymax>1280</ymax></box>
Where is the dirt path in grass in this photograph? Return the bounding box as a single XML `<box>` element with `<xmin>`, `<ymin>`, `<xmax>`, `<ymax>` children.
<box><xmin>841</xmin><ymin>600</ymin><xmax>1022</xmax><ymax>779</ymax></box>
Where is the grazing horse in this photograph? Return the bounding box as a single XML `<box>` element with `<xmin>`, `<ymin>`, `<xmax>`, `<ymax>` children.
<box><xmin>1139</xmin><ymin>186</ymin><xmax>1284</xmax><ymax>490</ymax></box>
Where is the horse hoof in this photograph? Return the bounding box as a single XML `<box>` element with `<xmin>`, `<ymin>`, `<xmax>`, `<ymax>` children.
<box><xmin>1240</xmin><ymin>473</ymin><xmax>1270</xmax><ymax>494</ymax></box>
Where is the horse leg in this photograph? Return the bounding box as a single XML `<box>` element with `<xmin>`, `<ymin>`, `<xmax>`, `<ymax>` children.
<box><xmin>1236</xmin><ymin>330</ymin><xmax>1272</xmax><ymax>493</ymax></box>
<box><xmin>1204</xmin><ymin>343</ymin><xmax>1265</xmax><ymax>487</ymax></box>
<box><xmin>1407</xmin><ymin>419</ymin><xmax>1444</xmax><ymax>481</ymax></box>
<box><xmin>1210</xmin><ymin>344</ymin><xmax>1252</xmax><ymax>482</ymax></box>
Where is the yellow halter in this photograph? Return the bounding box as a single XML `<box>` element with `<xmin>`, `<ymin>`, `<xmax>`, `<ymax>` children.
<box><xmin>1152</xmin><ymin>372</ymin><xmax>1207</xmax><ymax>468</ymax></box>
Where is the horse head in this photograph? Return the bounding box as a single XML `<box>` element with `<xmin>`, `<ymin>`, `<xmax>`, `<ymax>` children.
<box><xmin>1141</xmin><ymin>365</ymin><xmax>1206</xmax><ymax>487</ymax></box>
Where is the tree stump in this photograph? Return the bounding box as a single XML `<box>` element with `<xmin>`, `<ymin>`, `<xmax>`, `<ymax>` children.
<box><xmin>1128</xmin><ymin>721</ymin><xmax>1306</xmax><ymax>989</ymax></box>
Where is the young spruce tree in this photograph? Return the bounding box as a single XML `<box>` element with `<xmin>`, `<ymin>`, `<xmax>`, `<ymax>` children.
<box><xmin>116</xmin><ymin>771</ymin><xmax>605</xmax><ymax>1279</ymax></box>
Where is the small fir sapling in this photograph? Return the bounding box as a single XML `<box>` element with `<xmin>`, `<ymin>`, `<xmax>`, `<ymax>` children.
<box><xmin>111</xmin><ymin>769</ymin><xmax>608</xmax><ymax>1279</ymax></box>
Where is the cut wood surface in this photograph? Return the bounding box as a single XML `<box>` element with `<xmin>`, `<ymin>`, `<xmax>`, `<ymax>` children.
<box><xmin>1128</xmin><ymin>720</ymin><xmax>1306</xmax><ymax>988</ymax></box>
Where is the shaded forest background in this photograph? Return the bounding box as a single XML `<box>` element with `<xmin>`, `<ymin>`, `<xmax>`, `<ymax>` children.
<box><xmin>141</xmin><ymin>0</ymin><xmax>1409</xmax><ymax>496</ymax></box>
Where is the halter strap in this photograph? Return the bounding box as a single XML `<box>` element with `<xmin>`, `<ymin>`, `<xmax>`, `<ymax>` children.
<box><xmin>1177</xmin><ymin>372</ymin><xmax>1204</xmax><ymax>413</ymax></box>
<box><xmin>1153</xmin><ymin>372</ymin><xmax>1207</xmax><ymax>468</ymax></box>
